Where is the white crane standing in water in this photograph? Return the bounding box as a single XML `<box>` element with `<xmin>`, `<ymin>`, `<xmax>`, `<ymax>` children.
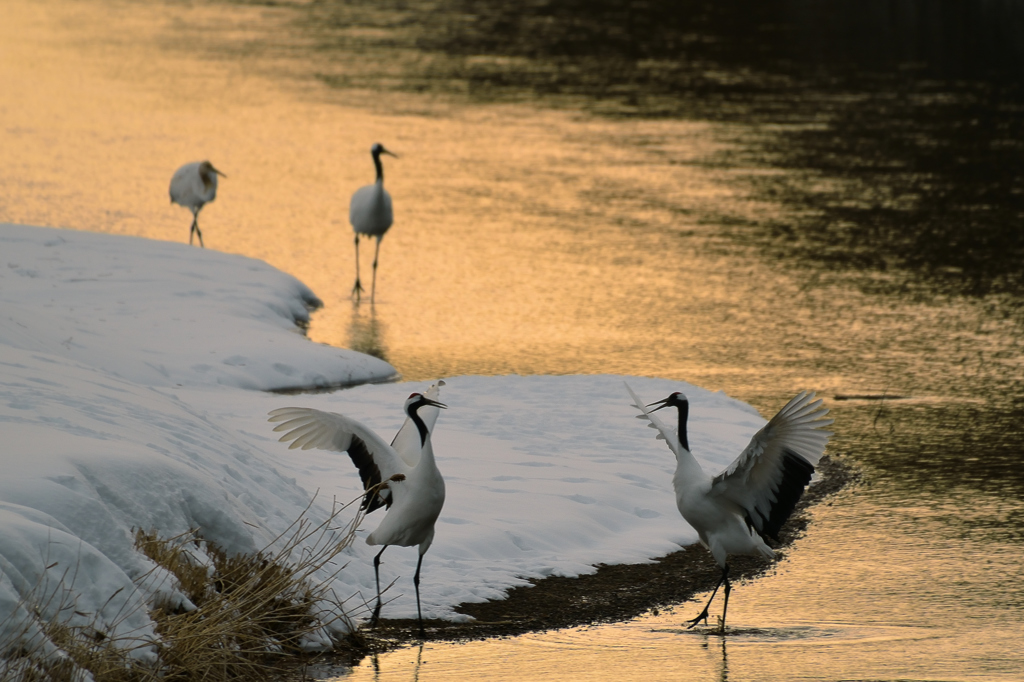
<box><xmin>269</xmin><ymin>382</ymin><xmax>446</xmax><ymax>635</ymax></box>
<box><xmin>625</xmin><ymin>384</ymin><xmax>833</xmax><ymax>633</ymax></box>
<box><xmin>350</xmin><ymin>143</ymin><xmax>397</xmax><ymax>303</ymax></box>
<box><xmin>169</xmin><ymin>160</ymin><xmax>225</xmax><ymax>247</ymax></box>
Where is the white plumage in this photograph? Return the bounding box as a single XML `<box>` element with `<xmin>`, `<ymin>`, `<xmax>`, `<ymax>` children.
<box><xmin>350</xmin><ymin>143</ymin><xmax>397</xmax><ymax>303</ymax></box>
<box><xmin>169</xmin><ymin>160</ymin><xmax>225</xmax><ymax>248</ymax></box>
<box><xmin>268</xmin><ymin>381</ymin><xmax>446</xmax><ymax>633</ymax></box>
<box><xmin>626</xmin><ymin>383</ymin><xmax>833</xmax><ymax>632</ymax></box>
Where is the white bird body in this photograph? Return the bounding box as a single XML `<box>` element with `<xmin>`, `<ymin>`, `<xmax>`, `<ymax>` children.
<box><xmin>169</xmin><ymin>160</ymin><xmax>225</xmax><ymax>247</ymax></box>
<box><xmin>269</xmin><ymin>382</ymin><xmax>445</xmax><ymax>631</ymax></box>
<box><xmin>626</xmin><ymin>383</ymin><xmax>833</xmax><ymax>631</ymax></box>
<box><xmin>349</xmin><ymin>181</ymin><xmax>393</xmax><ymax>238</ymax></box>
<box><xmin>170</xmin><ymin>161</ymin><xmax>219</xmax><ymax>210</ymax></box>
<box><xmin>350</xmin><ymin>143</ymin><xmax>397</xmax><ymax>302</ymax></box>
<box><xmin>675</xmin><ymin>477</ymin><xmax>775</xmax><ymax>567</ymax></box>
<box><xmin>367</xmin><ymin>458</ymin><xmax>444</xmax><ymax>549</ymax></box>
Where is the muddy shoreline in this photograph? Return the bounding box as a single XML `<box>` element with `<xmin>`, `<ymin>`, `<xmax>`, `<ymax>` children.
<box><xmin>326</xmin><ymin>455</ymin><xmax>854</xmax><ymax>662</ymax></box>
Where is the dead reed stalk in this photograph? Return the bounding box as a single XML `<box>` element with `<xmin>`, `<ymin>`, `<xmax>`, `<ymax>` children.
<box><xmin>1</xmin><ymin>493</ymin><xmax>371</xmax><ymax>681</ymax></box>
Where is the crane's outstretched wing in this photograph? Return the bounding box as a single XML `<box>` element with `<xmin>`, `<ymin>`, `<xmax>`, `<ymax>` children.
<box><xmin>390</xmin><ymin>380</ymin><xmax>446</xmax><ymax>468</ymax></box>
<box><xmin>710</xmin><ymin>391</ymin><xmax>834</xmax><ymax>540</ymax></box>
<box><xmin>268</xmin><ymin>407</ymin><xmax>408</xmax><ymax>513</ymax></box>
<box><xmin>625</xmin><ymin>382</ymin><xmax>685</xmax><ymax>459</ymax></box>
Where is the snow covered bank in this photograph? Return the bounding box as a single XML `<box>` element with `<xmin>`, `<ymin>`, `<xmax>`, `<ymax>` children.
<box><xmin>0</xmin><ymin>224</ymin><xmax>397</xmax><ymax>658</ymax></box>
<box><xmin>0</xmin><ymin>224</ymin><xmax>396</xmax><ymax>391</ymax></box>
<box><xmin>0</xmin><ymin>224</ymin><xmax>768</xmax><ymax>660</ymax></box>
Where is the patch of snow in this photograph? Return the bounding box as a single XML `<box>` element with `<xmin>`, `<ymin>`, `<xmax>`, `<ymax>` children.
<box><xmin>0</xmin><ymin>224</ymin><xmax>396</xmax><ymax>391</ymax></box>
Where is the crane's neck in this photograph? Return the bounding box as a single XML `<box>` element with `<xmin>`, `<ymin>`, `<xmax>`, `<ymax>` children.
<box><xmin>200</xmin><ymin>167</ymin><xmax>216</xmax><ymax>192</ymax></box>
<box><xmin>409</xmin><ymin>405</ymin><xmax>431</xmax><ymax>450</ymax></box>
<box><xmin>407</xmin><ymin>405</ymin><xmax>440</xmax><ymax>476</ymax></box>
<box><xmin>673</xmin><ymin>402</ymin><xmax>690</xmax><ymax>452</ymax></box>
<box><xmin>667</xmin><ymin>401</ymin><xmax>708</xmax><ymax>485</ymax></box>
<box><xmin>670</xmin><ymin>402</ymin><xmax>707</xmax><ymax>484</ymax></box>
<box><xmin>372</xmin><ymin>151</ymin><xmax>384</xmax><ymax>183</ymax></box>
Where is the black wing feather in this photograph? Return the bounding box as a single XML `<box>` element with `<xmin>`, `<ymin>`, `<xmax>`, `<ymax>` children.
<box><xmin>757</xmin><ymin>449</ymin><xmax>815</xmax><ymax>540</ymax></box>
<box><xmin>348</xmin><ymin>434</ymin><xmax>390</xmax><ymax>512</ymax></box>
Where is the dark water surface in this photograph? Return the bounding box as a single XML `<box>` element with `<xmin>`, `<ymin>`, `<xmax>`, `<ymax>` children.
<box><xmin>3</xmin><ymin>0</ymin><xmax>1023</xmax><ymax>679</ymax></box>
<box><xmin>301</xmin><ymin>0</ymin><xmax>1024</xmax><ymax>298</ymax></box>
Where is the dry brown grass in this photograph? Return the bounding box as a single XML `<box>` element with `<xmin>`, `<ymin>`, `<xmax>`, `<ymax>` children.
<box><xmin>0</xmin><ymin>494</ymin><xmax>370</xmax><ymax>682</ymax></box>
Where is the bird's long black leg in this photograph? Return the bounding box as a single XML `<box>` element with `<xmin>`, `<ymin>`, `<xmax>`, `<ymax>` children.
<box><xmin>352</xmin><ymin>234</ymin><xmax>363</xmax><ymax>301</ymax></box>
<box><xmin>686</xmin><ymin>567</ymin><xmax>726</xmax><ymax>629</ymax></box>
<box><xmin>190</xmin><ymin>209</ymin><xmax>205</xmax><ymax>248</ymax></box>
<box><xmin>719</xmin><ymin>565</ymin><xmax>732</xmax><ymax>634</ymax></box>
<box><xmin>414</xmin><ymin>553</ymin><xmax>425</xmax><ymax>637</ymax></box>
<box><xmin>370</xmin><ymin>237</ymin><xmax>382</xmax><ymax>304</ymax></box>
<box><xmin>371</xmin><ymin>546</ymin><xmax>387</xmax><ymax>626</ymax></box>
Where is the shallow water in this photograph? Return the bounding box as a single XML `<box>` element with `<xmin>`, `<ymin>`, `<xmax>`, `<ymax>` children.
<box><xmin>2</xmin><ymin>0</ymin><xmax>1023</xmax><ymax>680</ymax></box>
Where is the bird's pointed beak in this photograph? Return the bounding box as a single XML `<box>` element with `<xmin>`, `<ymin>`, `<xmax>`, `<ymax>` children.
<box><xmin>422</xmin><ymin>398</ymin><xmax>447</xmax><ymax>409</ymax></box>
<box><xmin>647</xmin><ymin>398</ymin><xmax>672</xmax><ymax>412</ymax></box>
<box><xmin>381</xmin><ymin>148</ymin><xmax>398</xmax><ymax>159</ymax></box>
<box><xmin>211</xmin><ymin>166</ymin><xmax>227</xmax><ymax>178</ymax></box>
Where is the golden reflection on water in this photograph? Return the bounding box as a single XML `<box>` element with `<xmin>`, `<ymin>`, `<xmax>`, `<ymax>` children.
<box><xmin>1</xmin><ymin>0</ymin><xmax>780</xmax><ymax>390</ymax></box>
<box><xmin>343</xmin><ymin>615</ymin><xmax>1014</xmax><ymax>682</ymax></box>
<box><xmin>4</xmin><ymin>1</ymin><xmax>1024</xmax><ymax>680</ymax></box>
<box><xmin>4</xmin><ymin>0</ymin><xmax>1014</xmax><ymax>401</ymax></box>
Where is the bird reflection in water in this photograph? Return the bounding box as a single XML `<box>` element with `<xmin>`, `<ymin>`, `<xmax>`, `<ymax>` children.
<box><xmin>348</xmin><ymin>305</ymin><xmax>390</xmax><ymax>363</ymax></box>
<box><xmin>370</xmin><ymin>643</ymin><xmax>424</xmax><ymax>682</ymax></box>
<box><xmin>701</xmin><ymin>635</ymin><xmax>729</xmax><ymax>682</ymax></box>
